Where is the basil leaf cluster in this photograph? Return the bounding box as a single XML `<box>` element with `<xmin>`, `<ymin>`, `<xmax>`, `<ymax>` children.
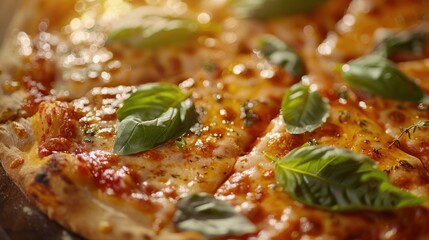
<box><xmin>259</xmin><ymin>35</ymin><xmax>305</xmax><ymax>78</ymax></box>
<box><xmin>275</xmin><ymin>145</ymin><xmax>426</xmax><ymax>211</ymax></box>
<box><xmin>374</xmin><ymin>28</ymin><xmax>427</xmax><ymax>59</ymax></box>
<box><xmin>113</xmin><ymin>83</ymin><xmax>197</xmax><ymax>155</ymax></box>
<box><xmin>174</xmin><ymin>193</ymin><xmax>256</xmax><ymax>238</ymax></box>
<box><xmin>234</xmin><ymin>0</ymin><xmax>327</xmax><ymax>19</ymax></box>
<box><xmin>341</xmin><ymin>54</ymin><xmax>425</xmax><ymax>102</ymax></box>
<box><xmin>107</xmin><ymin>7</ymin><xmax>215</xmax><ymax>49</ymax></box>
<box><xmin>281</xmin><ymin>83</ymin><xmax>329</xmax><ymax>134</ymax></box>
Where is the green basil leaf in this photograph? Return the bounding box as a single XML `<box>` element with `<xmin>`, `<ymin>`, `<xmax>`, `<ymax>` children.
<box><xmin>234</xmin><ymin>0</ymin><xmax>327</xmax><ymax>19</ymax></box>
<box><xmin>274</xmin><ymin>145</ymin><xmax>426</xmax><ymax>211</ymax></box>
<box><xmin>113</xmin><ymin>83</ymin><xmax>197</xmax><ymax>155</ymax></box>
<box><xmin>341</xmin><ymin>54</ymin><xmax>425</xmax><ymax>102</ymax></box>
<box><xmin>173</xmin><ymin>193</ymin><xmax>256</xmax><ymax>238</ymax></box>
<box><xmin>259</xmin><ymin>35</ymin><xmax>305</xmax><ymax>78</ymax></box>
<box><xmin>374</xmin><ymin>28</ymin><xmax>427</xmax><ymax>59</ymax></box>
<box><xmin>107</xmin><ymin>7</ymin><xmax>216</xmax><ymax>49</ymax></box>
<box><xmin>281</xmin><ymin>83</ymin><xmax>329</xmax><ymax>134</ymax></box>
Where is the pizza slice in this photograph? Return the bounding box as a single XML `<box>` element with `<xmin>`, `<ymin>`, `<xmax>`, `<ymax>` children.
<box><xmin>213</xmin><ymin>28</ymin><xmax>429</xmax><ymax>237</ymax></box>
<box><xmin>2</xmin><ymin>0</ymin><xmax>429</xmax><ymax>239</ymax></box>
<box><xmin>215</xmin><ymin>98</ymin><xmax>429</xmax><ymax>240</ymax></box>
<box><xmin>0</xmin><ymin>50</ymin><xmax>298</xmax><ymax>239</ymax></box>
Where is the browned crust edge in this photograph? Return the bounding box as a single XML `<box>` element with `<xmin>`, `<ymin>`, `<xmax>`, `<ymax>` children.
<box><xmin>0</xmin><ymin>119</ymin><xmax>204</xmax><ymax>240</ymax></box>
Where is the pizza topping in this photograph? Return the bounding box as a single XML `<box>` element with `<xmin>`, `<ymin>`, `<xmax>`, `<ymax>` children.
<box><xmin>37</xmin><ymin>102</ymin><xmax>81</xmax><ymax>157</ymax></box>
<box><xmin>389</xmin><ymin>121</ymin><xmax>429</xmax><ymax>148</ymax></box>
<box><xmin>175</xmin><ymin>136</ymin><xmax>187</xmax><ymax>149</ymax></box>
<box><xmin>77</xmin><ymin>150</ymin><xmax>138</xmax><ymax>195</ymax></box>
<box><xmin>233</xmin><ymin>0</ymin><xmax>327</xmax><ymax>19</ymax></box>
<box><xmin>259</xmin><ymin>35</ymin><xmax>305</xmax><ymax>78</ymax></box>
<box><xmin>9</xmin><ymin>158</ymin><xmax>24</xmax><ymax>169</ymax></box>
<box><xmin>240</xmin><ymin>100</ymin><xmax>260</xmax><ymax>128</ymax></box>
<box><xmin>10</xmin><ymin>121</ymin><xmax>29</xmax><ymax>139</ymax></box>
<box><xmin>373</xmin><ymin>27</ymin><xmax>427</xmax><ymax>60</ymax></box>
<box><xmin>173</xmin><ymin>193</ymin><xmax>256</xmax><ymax>238</ymax></box>
<box><xmin>341</xmin><ymin>54</ymin><xmax>426</xmax><ymax>102</ymax></box>
<box><xmin>21</xmin><ymin>57</ymin><xmax>57</xmax><ymax>116</ymax></box>
<box><xmin>281</xmin><ymin>83</ymin><xmax>329</xmax><ymax>134</ymax></box>
<box><xmin>3</xmin><ymin>0</ymin><xmax>429</xmax><ymax>239</ymax></box>
<box><xmin>38</xmin><ymin>138</ymin><xmax>76</xmax><ymax>158</ymax></box>
<box><xmin>273</xmin><ymin>145</ymin><xmax>426</xmax><ymax>211</ymax></box>
<box><xmin>107</xmin><ymin>7</ymin><xmax>217</xmax><ymax>49</ymax></box>
<box><xmin>114</xmin><ymin>83</ymin><xmax>197</xmax><ymax>155</ymax></box>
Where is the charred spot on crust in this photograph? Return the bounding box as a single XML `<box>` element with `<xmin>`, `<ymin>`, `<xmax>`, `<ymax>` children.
<box><xmin>34</xmin><ymin>154</ymin><xmax>74</xmax><ymax>187</ymax></box>
<box><xmin>46</xmin><ymin>154</ymin><xmax>63</xmax><ymax>174</ymax></box>
<box><xmin>47</xmin><ymin>154</ymin><xmax>74</xmax><ymax>185</ymax></box>
<box><xmin>35</xmin><ymin>171</ymin><xmax>49</xmax><ymax>186</ymax></box>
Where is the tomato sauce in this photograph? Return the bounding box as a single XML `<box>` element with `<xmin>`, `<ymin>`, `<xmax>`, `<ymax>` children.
<box><xmin>76</xmin><ymin>150</ymin><xmax>139</xmax><ymax>196</ymax></box>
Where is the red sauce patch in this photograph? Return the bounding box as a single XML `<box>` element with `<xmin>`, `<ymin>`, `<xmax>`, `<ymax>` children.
<box><xmin>76</xmin><ymin>151</ymin><xmax>139</xmax><ymax>195</ymax></box>
<box><xmin>195</xmin><ymin>140</ymin><xmax>216</xmax><ymax>157</ymax></box>
<box><xmin>218</xmin><ymin>171</ymin><xmax>252</xmax><ymax>196</ymax></box>
<box><xmin>315</xmin><ymin>122</ymin><xmax>342</xmax><ymax>138</ymax></box>
<box><xmin>60</xmin><ymin>119</ymin><xmax>78</xmax><ymax>139</ymax></box>
<box><xmin>11</xmin><ymin>122</ymin><xmax>29</xmax><ymax>139</ymax></box>
<box><xmin>219</xmin><ymin>107</ymin><xmax>237</xmax><ymax>122</ymax></box>
<box><xmin>265</xmin><ymin>133</ymin><xmax>306</xmax><ymax>158</ymax></box>
<box><xmin>38</xmin><ymin>102</ymin><xmax>79</xmax><ymax>158</ymax></box>
<box><xmin>140</xmin><ymin>150</ymin><xmax>165</xmax><ymax>161</ymax></box>
<box><xmin>21</xmin><ymin>56</ymin><xmax>57</xmax><ymax>116</ymax></box>
<box><xmin>38</xmin><ymin>137</ymin><xmax>74</xmax><ymax>158</ymax></box>
<box><xmin>388</xmin><ymin>110</ymin><xmax>406</xmax><ymax>124</ymax></box>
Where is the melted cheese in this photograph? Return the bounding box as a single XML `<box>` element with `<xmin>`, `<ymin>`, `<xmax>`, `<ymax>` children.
<box><xmin>0</xmin><ymin>0</ymin><xmax>241</xmax><ymax>120</ymax></box>
<box><xmin>216</xmin><ymin>103</ymin><xmax>429</xmax><ymax>239</ymax></box>
<box><xmin>318</xmin><ymin>0</ymin><xmax>429</xmax><ymax>61</ymax></box>
<box><xmin>1</xmin><ymin>0</ymin><xmax>429</xmax><ymax>239</ymax></box>
<box><xmin>27</xmin><ymin>53</ymin><xmax>294</xmax><ymax>231</ymax></box>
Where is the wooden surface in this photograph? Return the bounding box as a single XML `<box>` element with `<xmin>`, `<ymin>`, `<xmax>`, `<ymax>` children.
<box><xmin>0</xmin><ymin>165</ymin><xmax>83</xmax><ymax>240</ymax></box>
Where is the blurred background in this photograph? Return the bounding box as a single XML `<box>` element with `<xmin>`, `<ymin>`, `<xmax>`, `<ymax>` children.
<box><xmin>0</xmin><ymin>0</ymin><xmax>20</xmax><ymax>45</ymax></box>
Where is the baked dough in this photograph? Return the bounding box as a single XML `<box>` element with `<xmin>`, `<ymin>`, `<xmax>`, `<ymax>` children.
<box><xmin>1</xmin><ymin>0</ymin><xmax>429</xmax><ymax>239</ymax></box>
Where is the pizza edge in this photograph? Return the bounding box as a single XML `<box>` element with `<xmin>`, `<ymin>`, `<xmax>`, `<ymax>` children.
<box><xmin>0</xmin><ymin>118</ymin><xmax>205</xmax><ymax>240</ymax></box>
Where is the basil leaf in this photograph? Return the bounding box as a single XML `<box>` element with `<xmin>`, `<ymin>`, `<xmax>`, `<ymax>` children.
<box><xmin>113</xmin><ymin>83</ymin><xmax>197</xmax><ymax>155</ymax></box>
<box><xmin>173</xmin><ymin>193</ymin><xmax>256</xmax><ymax>238</ymax></box>
<box><xmin>274</xmin><ymin>145</ymin><xmax>426</xmax><ymax>211</ymax></box>
<box><xmin>107</xmin><ymin>8</ymin><xmax>215</xmax><ymax>49</ymax></box>
<box><xmin>341</xmin><ymin>54</ymin><xmax>425</xmax><ymax>102</ymax></box>
<box><xmin>234</xmin><ymin>0</ymin><xmax>327</xmax><ymax>19</ymax></box>
<box><xmin>374</xmin><ymin>28</ymin><xmax>427</xmax><ymax>59</ymax></box>
<box><xmin>259</xmin><ymin>35</ymin><xmax>305</xmax><ymax>78</ymax></box>
<box><xmin>281</xmin><ymin>83</ymin><xmax>329</xmax><ymax>134</ymax></box>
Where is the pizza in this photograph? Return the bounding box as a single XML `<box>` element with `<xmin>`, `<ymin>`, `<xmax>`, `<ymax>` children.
<box><xmin>1</xmin><ymin>0</ymin><xmax>429</xmax><ymax>239</ymax></box>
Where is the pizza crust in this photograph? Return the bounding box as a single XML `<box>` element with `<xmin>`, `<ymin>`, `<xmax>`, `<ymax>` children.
<box><xmin>1</xmin><ymin>0</ymin><xmax>429</xmax><ymax>239</ymax></box>
<box><xmin>0</xmin><ymin>116</ymin><xmax>204</xmax><ymax>240</ymax></box>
